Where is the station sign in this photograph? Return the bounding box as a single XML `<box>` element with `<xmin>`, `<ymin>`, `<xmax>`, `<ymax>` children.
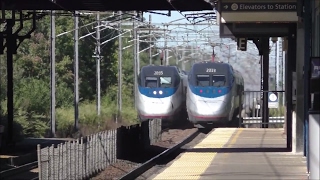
<box><xmin>237</xmin><ymin>37</ymin><xmax>247</xmax><ymax>51</ymax></box>
<box><xmin>219</xmin><ymin>1</ymin><xmax>298</xmax><ymax>23</ymax></box>
<box><xmin>221</xmin><ymin>2</ymin><xmax>297</xmax><ymax>12</ymax></box>
<box><xmin>268</xmin><ymin>92</ymin><xmax>279</xmax><ymax>109</ymax></box>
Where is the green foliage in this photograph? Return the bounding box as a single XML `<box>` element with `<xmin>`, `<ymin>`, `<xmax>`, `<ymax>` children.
<box><xmin>269</xmin><ymin>106</ymin><xmax>285</xmax><ymax>117</ymax></box>
<box><xmin>0</xmin><ymin>12</ymin><xmax>151</xmax><ymax>139</ymax></box>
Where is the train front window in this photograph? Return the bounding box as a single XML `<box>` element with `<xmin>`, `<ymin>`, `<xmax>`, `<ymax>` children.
<box><xmin>160</xmin><ymin>77</ymin><xmax>172</xmax><ymax>88</ymax></box>
<box><xmin>212</xmin><ymin>75</ymin><xmax>226</xmax><ymax>87</ymax></box>
<box><xmin>145</xmin><ymin>77</ymin><xmax>158</xmax><ymax>88</ymax></box>
<box><xmin>196</xmin><ymin>75</ymin><xmax>210</xmax><ymax>87</ymax></box>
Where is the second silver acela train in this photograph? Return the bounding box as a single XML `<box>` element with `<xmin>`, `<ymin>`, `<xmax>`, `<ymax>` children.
<box><xmin>186</xmin><ymin>61</ymin><xmax>244</xmax><ymax>126</ymax></box>
<box><xmin>136</xmin><ymin>65</ymin><xmax>188</xmax><ymax>123</ymax></box>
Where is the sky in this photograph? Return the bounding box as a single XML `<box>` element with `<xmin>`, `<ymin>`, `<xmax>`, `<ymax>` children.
<box><xmin>141</xmin><ymin>11</ymin><xmax>220</xmax><ymax>53</ymax></box>
<box><xmin>141</xmin><ymin>11</ymin><xmax>283</xmax><ymax>90</ymax></box>
<box><xmin>143</xmin><ymin>11</ymin><xmax>189</xmax><ymax>24</ymax></box>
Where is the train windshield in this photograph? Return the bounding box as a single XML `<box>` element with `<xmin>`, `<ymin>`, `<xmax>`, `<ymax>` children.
<box><xmin>145</xmin><ymin>77</ymin><xmax>158</xmax><ymax>88</ymax></box>
<box><xmin>196</xmin><ymin>75</ymin><xmax>210</xmax><ymax>87</ymax></box>
<box><xmin>160</xmin><ymin>77</ymin><xmax>172</xmax><ymax>88</ymax></box>
<box><xmin>212</xmin><ymin>75</ymin><xmax>226</xmax><ymax>87</ymax></box>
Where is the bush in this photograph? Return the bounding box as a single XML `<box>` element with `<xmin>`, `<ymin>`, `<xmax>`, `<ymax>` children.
<box><xmin>55</xmin><ymin>85</ymin><xmax>139</xmax><ymax>137</ymax></box>
<box><xmin>269</xmin><ymin>106</ymin><xmax>285</xmax><ymax>117</ymax></box>
<box><xmin>55</xmin><ymin>96</ymin><xmax>139</xmax><ymax>138</ymax></box>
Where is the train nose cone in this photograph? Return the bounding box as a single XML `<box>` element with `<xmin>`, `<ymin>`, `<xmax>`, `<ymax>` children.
<box><xmin>140</xmin><ymin>99</ymin><xmax>173</xmax><ymax>116</ymax></box>
<box><xmin>196</xmin><ymin>99</ymin><xmax>226</xmax><ymax>115</ymax></box>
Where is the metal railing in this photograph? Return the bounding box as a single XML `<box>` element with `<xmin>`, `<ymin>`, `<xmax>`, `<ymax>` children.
<box><xmin>37</xmin><ymin>119</ymin><xmax>162</xmax><ymax>180</ymax></box>
<box><xmin>239</xmin><ymin>90</ymin><xmax>285</xmax><ymax>128</ymax></box>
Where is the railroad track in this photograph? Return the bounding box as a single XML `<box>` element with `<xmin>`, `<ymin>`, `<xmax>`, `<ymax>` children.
<box><xmin>0</xmin><ymin>161</ymin><xmax>39</xmax><ymax>180</ymax></box>
<box><xmin>118</xmin><ymin>129</ymin><xmax>200</xmax><ymax>180</ymax></box>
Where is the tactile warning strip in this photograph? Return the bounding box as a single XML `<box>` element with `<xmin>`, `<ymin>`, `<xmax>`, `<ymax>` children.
<box><xmin>151</xmin><ymin>128</ymin><xmax>237</xmax><ymax>180</ymax></box>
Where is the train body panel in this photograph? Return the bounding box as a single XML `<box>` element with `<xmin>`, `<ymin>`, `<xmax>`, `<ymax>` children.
<box><xmin>186</xmin><ymin>61</ymin><xmax>244</xmax><ymax>125</ymax></box>
<box><xmin>136</xmin><ymin>65</ymin><xmax>187</xmax><ymax>122</ymax></box>
<box><xmin>187</xmin><ymin>89</ymin><xmax>232</xmax><ymax>122</ymax></box>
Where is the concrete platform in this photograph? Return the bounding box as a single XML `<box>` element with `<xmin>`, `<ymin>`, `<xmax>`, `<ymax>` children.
<box><xmin>150</xmin><ymin>128</ymin><xmax>308</xmax><ymax>180</ymax></box>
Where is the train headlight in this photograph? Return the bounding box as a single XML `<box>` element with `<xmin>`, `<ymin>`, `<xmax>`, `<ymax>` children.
<box><xmin>159</xmin><ymin>90</ymin><xmax>163</xmax><ymax>95</ymax></box>
<box><xmin>153</xmin><ymin>91</ymin><xmax>157</xmax><ymax>95</ymax></box>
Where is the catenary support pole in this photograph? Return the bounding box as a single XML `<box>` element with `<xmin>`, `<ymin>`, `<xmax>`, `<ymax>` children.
<box><xmin>117</xmin><ymin>11</ymin><xmax>122</xmax><ymax>123</ymax></box>
<box><xmin>74</xmin><ymin>11</ymin><xmax>79</xmax><ymax>131</ymax></box>
<box><xmin>164</xmin><ymin>25</ymin><xmax>168</xmax><ymax>65</ymax></box>
<box><xmin>149</xmin><ymin>14</ymin><xmax>152</xmax><ymax>65</ymax></box>
<box><xmin>133</xmin><ymin>20</ymin><xmax>137</xmax><ymax>109</ymax></box>
<box><xmin>96</xmin><ymin>12</ymin><xmax>101</xmax><ymax>116</ymax></box>
<box><xmin>50</xmin><ymin>10</ymin><xmax>56</xmax><ymax>137</ymax></box>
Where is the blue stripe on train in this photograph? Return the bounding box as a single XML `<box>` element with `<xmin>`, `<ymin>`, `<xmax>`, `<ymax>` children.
<box><xmin>189</xmin><ymin>84</ymin><xmax>230</xmax><ymax>98</ymax></box>
<box><xmin>138</xmin><ymin>87</ymin><xmax>178</xmax><ymax>98</ymax></box>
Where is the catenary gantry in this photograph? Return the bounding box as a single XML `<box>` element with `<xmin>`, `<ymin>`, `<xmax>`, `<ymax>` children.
<box><xmin>0</xmin><ymin>0</ymin><xmax>214</xmax><ymax>11</ymax></box>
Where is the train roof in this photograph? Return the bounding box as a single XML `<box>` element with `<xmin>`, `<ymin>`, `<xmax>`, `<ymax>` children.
<box><xmin>140</xmin><ymin>65</ymin><xmax>179</xmax><ymax>76</ymax></box>
<box><xmin>191</xmin><ymin>61</ymin><xmax>231</xmax><ymax>75</ymax></box>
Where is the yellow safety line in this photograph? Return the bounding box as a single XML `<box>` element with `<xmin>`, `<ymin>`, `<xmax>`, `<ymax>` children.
<box><xmin>151</xmin><ymin>128</ymin><xmax>237</xmax><ymax>180</ymax></box>
<box><xmin>228</xmin><ymin>128</ymin><xmax>243</xmax><ymax>146</ymax></box>
<box><xmin>223</xmin><ymin>128</ymin><xmax>243</xmax><ymax>158</ymax></box>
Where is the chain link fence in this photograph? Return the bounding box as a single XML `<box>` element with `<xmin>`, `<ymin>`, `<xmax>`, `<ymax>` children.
<box><xmin>37</xmin><ymin>120</ymin><xmax>162</xmax><ymax>180</ymax></box>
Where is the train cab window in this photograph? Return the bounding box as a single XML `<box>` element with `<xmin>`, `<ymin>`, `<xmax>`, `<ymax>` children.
<box><xmin>145</xmin><ymin>77</ymin><xmax>158</xmax><ymax>88</ymax></box>
<box><xmin>160</xmin><ymin>77</ymin><xmax>172</xmax><ymax>88</ymax></box>
<box><xmin>212</xmin><ymin>75</ymin><xmax>226</xmax><ymax>87</ymax></box>
<box><xmin>196</xmin><ymin>75</ymin><xmax>210</xmax><ymax>87</ymax></box>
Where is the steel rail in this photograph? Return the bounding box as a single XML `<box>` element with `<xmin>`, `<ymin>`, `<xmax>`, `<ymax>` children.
<box><xmin>0</xmin><ymin>161</ymin><xmax>38</xmax><ymax>179</ymax></box>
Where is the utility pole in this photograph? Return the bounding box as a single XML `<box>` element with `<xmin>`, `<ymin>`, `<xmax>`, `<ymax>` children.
<box><xmin>74</xmin><ymin>11</ymin><xmax>79</xmax><ymax>131</ymax></box>
<box><xmin>149</xmin><ymin>14</ymin><xmax>152</xmax><ymax>65</ymax></box>
<box><xmin>117</xmin><ymin>11</ymin><xmax>122</xmax><ymax>123</ymax></box>
<box><xmin>96</xmin><ymin>12</ymin><xmax>101</xmax><ymax>116</ymax></box>
<box><xmin>50</xmin><ymin>10</ymin><xmax>56</xmax><ymax>137</ymax></box>
<box><xmin>133</xmin><ymin>20</ymin><xmax>137</xmax><ymax>109</ymax></box>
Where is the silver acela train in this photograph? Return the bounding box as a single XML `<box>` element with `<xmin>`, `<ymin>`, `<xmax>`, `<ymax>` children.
<box><xmin>136</xmin><ymin>65</ymin><xmax>187</xmax><ymax>122</ymax></box>
<box><xmin>186</xmin><ymin>61</ymin><xmax>244</xmax><ymax>127</ymax></box>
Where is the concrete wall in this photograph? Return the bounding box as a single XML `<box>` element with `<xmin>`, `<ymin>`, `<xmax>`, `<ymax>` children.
<box><xmin>293</xmin><ymin>23</ymin><xmax>305</xmax><ymax>153</ymax></box>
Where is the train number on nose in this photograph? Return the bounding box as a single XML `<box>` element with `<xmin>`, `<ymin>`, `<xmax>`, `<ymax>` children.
<box><xmin>206</xmin><ymin>68</ymin><xmax>216</xmax><ymax>73</ymax></box>
<box><xmin>154</xmin><ymin>71</ymin><xmax>164</xmax><ymax>75</ymax></box>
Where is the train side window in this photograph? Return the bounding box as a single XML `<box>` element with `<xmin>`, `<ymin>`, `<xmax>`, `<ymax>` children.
<box><xmin>145</xmin><ymin>77</ymin><xmax>158</xmax><ymax>88</ymax></box>
<box><xmin>212</xmin><ymin>75</ymin><xmax>226</xmax><ymax>87</ymax></box>
<box><xmin>196</xmin><ymin>75</ymin><xmax>210</xmax><ymax>87</ymax></box>
<box><xmin>160</xmin><ymin>77</ymin><xmax>172</xmax><ymax>88</ymax></box>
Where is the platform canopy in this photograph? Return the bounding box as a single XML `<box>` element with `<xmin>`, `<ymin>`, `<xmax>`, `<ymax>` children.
<box><xmin>0</xmin><ymin>0</ymin><xmax>214</xmax><ymax>11</ymax></box>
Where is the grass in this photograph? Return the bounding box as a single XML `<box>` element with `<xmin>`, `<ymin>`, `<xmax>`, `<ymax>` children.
<box><xmin>269</xmin><ymin>106</ymin><xmax>285</xmax><ymax>117</ymax></box>
<box><xmin>0</xmin><ymin>95</ymin><xmax>140</xmax><ymax>140</ymax></box>
<box><xmin>55</xmin><ymin>98</ymin><xmax>139</xmax><ymax>138</ymax></box>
